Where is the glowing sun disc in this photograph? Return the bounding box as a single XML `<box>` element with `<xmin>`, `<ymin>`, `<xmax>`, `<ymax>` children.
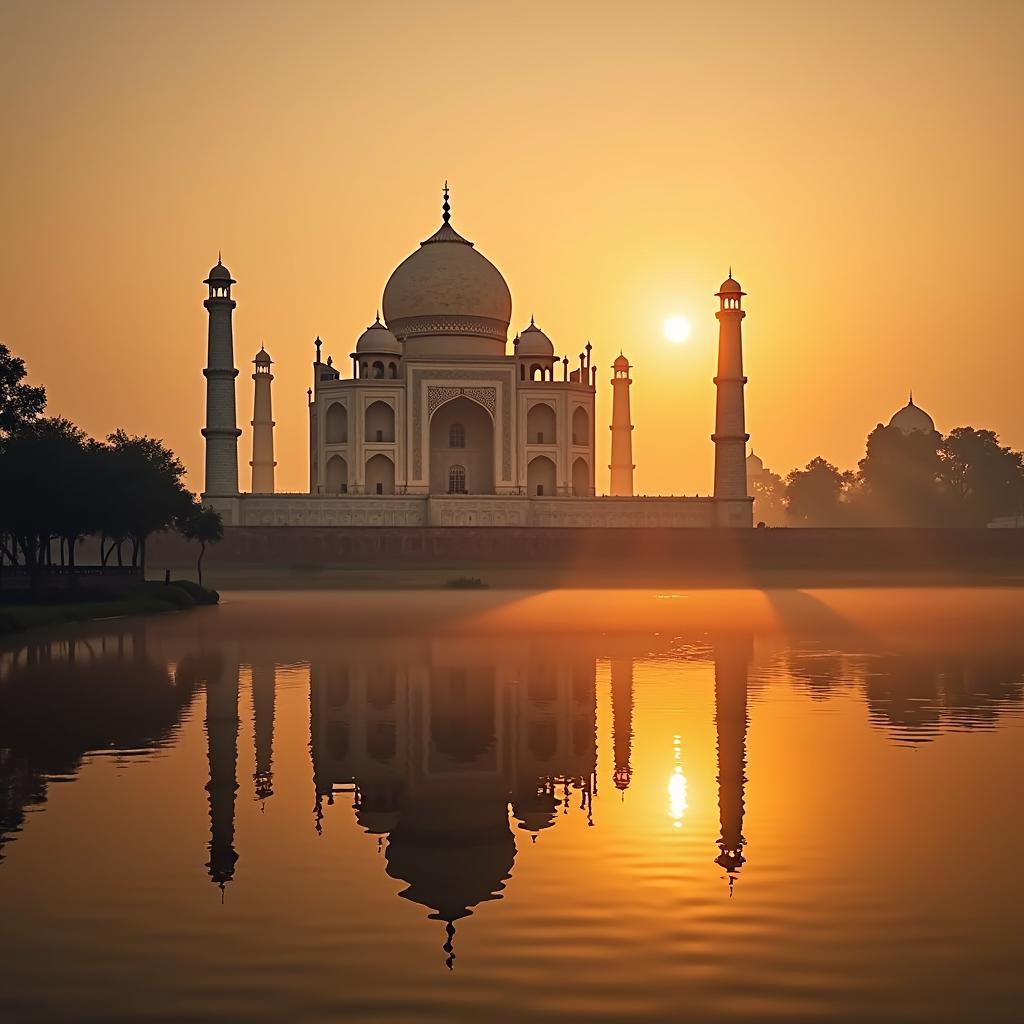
<box><xmin>663</xmin><ymin>315</ymin><xmax>691</xmax><ymax>343</ymax></box>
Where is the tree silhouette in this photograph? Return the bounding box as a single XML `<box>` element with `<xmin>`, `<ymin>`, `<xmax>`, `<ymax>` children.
<box><xmin>857</xmin><ymin>424</ymin><xmax>943</xmax><ymax>526</ymax></box>
<box><xmin>785</xmin><ymin>458</ymin><xmax>853</xmax><ymax>526</ymax></box>
<box><xmin>175</xmin><ymin>500</ymin><xmax>224</xmax><ymax>586</ymax></box>
<box><xmin>0</xmin><ymin>344</ymin><xmax>46</xmax><ymax>437</ymax></box>
<box><xmin>939</xmin><ymin>427</ymin><xmax>1024</xmax><ymax>526</ymax></box>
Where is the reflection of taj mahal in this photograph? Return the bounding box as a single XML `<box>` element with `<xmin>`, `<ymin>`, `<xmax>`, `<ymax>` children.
<box><xmin>200</xmin><ymin>187</ymin><xmax>753</xmax><ymax>528</ymax></box>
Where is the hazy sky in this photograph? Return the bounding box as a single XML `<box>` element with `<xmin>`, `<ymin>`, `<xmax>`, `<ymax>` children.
<box><xmin>1</xmin><ymin>0</ymin><xmax>1021</xmax><ymax>494</ymax></box>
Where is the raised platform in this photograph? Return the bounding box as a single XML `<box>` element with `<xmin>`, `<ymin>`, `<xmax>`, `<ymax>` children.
<box><xmin>203</xmin><ymin>493</ymin><xmax>753</xmax><ymax>528</ymax></box>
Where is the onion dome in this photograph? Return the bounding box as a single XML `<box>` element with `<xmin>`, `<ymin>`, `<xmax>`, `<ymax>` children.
<box><xmin>888</xmin><ymin>394</ymin><xmax>936</xmax><ymax>435</ymax></box>
<box><xmin>204</xmin><ymin>256</ymin><xmax>235</xmax><ymax>285</ymax></box>
<box><xmin>382</xmin><ymin>185</ymin><xmax>512</xmax><ymax>346</ymax></box>
<box><xmin>253</xmin><ymin>345</ymin><xmax>272</xmax><ymax>365</ymax></box>
<box><xmin>516</xmin><ymin>317</ymin><xmax>554</xmax><ymax>356</ymax></box>
<box><xmin>613</xmin><ymin>353</ymin><xmax>630</xmax><ymax>371</ymax></box>
<box><xmin>746</xmin><ymin>450</ymin><xmax>764</xmax><ymax>473</ymax></box>
<box><xmin>356</xmin><ymin>314</ymin><xmax>401</xmax><ymax>355</ymax></box>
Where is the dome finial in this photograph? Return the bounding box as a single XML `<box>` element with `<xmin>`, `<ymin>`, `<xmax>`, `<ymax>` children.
<box><xmin>729</xmin><ymin>265</ymin><xmax>732</xmax><ymax>278</ymax></box>
<box><xmin>530</xmin><ymin>313</ymin><xmax>535</xmax><ymax>327</ymax></box>
<box><xmin>375</xmin><ymin>310</ymin><xmax>381</xmax><ymax>324</ymax></box>
<box><xmin>909</xmin><ymin>389</ymin><xmax>914</xmax><ymax>406</ymax></box>
<box><xmin>442</xmin><ymin>181</ymin><xmax>451</xmax><ymax>224</ymax></box>
<box><xmin>218</xmin><ymin>250</ymin><xmax>222</xmax><ymax>266</ymax></box>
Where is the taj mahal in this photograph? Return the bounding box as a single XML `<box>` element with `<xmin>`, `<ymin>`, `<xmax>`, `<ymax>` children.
<box><xmin>200</xmin><ymin>187</ymin><xmax>753</xmax><ymax>528</ymax></box>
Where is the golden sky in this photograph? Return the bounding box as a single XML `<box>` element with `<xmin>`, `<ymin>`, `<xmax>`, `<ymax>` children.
<box><xmin>1</xmin><ymin>0</ymin><xmax>1021</xmax><ymax>494</ymax></box>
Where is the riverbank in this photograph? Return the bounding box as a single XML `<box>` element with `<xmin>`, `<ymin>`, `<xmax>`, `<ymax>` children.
<box><xmin>0</xmin><ymin>580</ymin><xmax>219</xmax><ymax>636</ymax></box>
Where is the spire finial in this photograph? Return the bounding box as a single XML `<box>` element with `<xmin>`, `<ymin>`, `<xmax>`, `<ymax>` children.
<box><xmin>530</xmin><ymin>313</ymin><xmax>535</xmax><ymax>327</ymax></box>
<box><xmin>442</xmin><ymin>181</ymin><xmax>450</xmax><ymax>224</ymax></box>
<box><xmin>218</xmin><ymin>250</ymin><xmax>222</xmax><ymax>266</ymax></box>
<box><xmin>375</xmin><ymin>310</ymin><xmax>381</xmax><ymax>324</ymax></box>
<box><xmin>729</xmin><ymin>265</ymin><xmax>732</xmax><ymax>279</ymax></box>
<box><xmin>909</xmin><ymin>389</ymin><xmax>914</xmax><ymax>406</ymax></box>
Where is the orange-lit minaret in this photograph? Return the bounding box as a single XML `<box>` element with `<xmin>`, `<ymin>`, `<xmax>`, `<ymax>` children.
<box><xmin>609</xmin><ymin>354</ymin><xmax>635</xmax><ymax>496</ymax></box>
<box><xmin>712</xmin><ymin>273</ymin><xmax>753</xmax><ymax>526</ymax></box>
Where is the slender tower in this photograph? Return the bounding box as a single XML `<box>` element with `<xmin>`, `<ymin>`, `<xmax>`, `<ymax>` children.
<box><xmin>712</xmin><ymin>272</ymin><xmax>753</xmax><ymax>525</ymax></box>
<box><xmin>201</xmin><ymin>258</ymin><xmax>241</xmax><ymax>498</ymax></box>
<box><xmin>609</xmin><ymin>354</ymin><xmax>635</xmax><ymax>496</ymax></box>
<box><xmin>250</xmin><ymin>346</ymin><xmax>276</xmax><ymax>493</ymax></box>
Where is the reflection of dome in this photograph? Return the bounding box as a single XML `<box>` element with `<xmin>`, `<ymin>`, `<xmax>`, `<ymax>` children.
<box><xmin>511</xmin><ymin>784</ymin><xmax>558</xmax><ymax>833</ymax></box>
<box><xmin>355</xmin><ymin>316</ymin><xmax>401</xmax><ymax>355</ymax></box>
<box><xmin>382</xmin><ymin>199</ymin><xmax>512</xmax><ymax>349</ymax></box>
<box><xmin>517</xmin><ymin>321</ymin><xmax>554</xmax><ymax>357</ymax></box>
<box><xmin>888</xmin><ymin>396</ymin><xmax>935</xmax><ymax>436</ymax></box>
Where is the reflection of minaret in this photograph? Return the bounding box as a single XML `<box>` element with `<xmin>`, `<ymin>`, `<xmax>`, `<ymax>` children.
<box><xmin>713</xmin><ymin>637</ymin><xmax>751</xmax><ymax>892</ymax></box>
<box><xmin>610</xmin><ymin>658</ymin><xmax>634</xmax><ymax>793</ymax></box>
<box><xmin>205</xmin><ymin>666</ymin><xmax>240</xmax><ymax>891</ymax></box>
<box><xmin>252</xmin><ymin>663</ymin><xmax>276</xmax><ymax>802</ymax></box>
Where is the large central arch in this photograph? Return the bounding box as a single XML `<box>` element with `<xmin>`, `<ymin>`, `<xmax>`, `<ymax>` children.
<box><xmin>429</xmin><ymin>395</ymin><xmax>495</xmax><ymax>494</ymax></box>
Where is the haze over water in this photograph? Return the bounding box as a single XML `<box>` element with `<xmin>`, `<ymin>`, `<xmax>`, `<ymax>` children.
<box><xmin>2</xmin><ymin>589</ymin><xmax>1022</xmax><ymax>1023</ymax></box>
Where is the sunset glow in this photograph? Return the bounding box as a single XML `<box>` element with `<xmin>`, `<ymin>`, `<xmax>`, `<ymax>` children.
<box><xmin>663</xmin><ymin>315</ymin><xmax>692</xmax><ymax>344</ymax></box>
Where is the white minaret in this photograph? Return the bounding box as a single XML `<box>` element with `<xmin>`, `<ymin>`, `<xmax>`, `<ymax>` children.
<box><xmin>609</xmin><ymin>353</ymin><xmax>635</xmax><ymax>496</ymax></box>
<box><xmin>712</xmin><ymin>272</ymin><xmax>753</xmax><ymax>526</ymax></box>
<box><xmin>201</xmin><ymin>257</ymin><xmax>241</xmax><ymax>498</ymax></box>
<box><xmin>250</xmin><ymin>345</ymin><xmax>276</xmax><ymax>493</ymax></box>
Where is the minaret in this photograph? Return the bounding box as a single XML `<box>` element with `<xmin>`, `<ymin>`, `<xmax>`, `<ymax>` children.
<box><xmin>610</xmin><ymin>657</ymin><xmax>634</xmax><ymax>793</ymax></box>
<box><xmin>250</xmin><ymin>346</ymin><xmax>276</xmax><ymax>493</ymax></box>
<box><xmin>713</xmin><ymin>635</ymin><xmax>752</xmax><ymax>893</ymax></box>
<box><xmin>712</xmin><ymin>272</ymin><xmax>752</xmax><ymax>524</ymax></box>
<box><xmin>202</xmin><ymin>258</ymin><xmax>241</xmax><ymax>497</ymax></box>
<box><xmin>205</xmin><ymin>664</ymin><xmax>240</xmax><ymax>891</ymax></box>
<box><xmin>609</xmin><ymin>354</ymin><xmax>635</xmax><ymax>496</ymax></box>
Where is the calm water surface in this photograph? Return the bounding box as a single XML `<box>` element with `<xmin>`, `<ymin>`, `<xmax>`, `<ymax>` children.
<box><xmin>1</xmin><ymin>589</ymin><xmax>1022</xmax><ymax>1023</ymax></box>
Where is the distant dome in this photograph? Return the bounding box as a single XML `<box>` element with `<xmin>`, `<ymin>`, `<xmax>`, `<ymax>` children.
<box><xmin>888</xmin><ymin>396</ymin><xmax>936</xmax><ymax>436</ymax></box>
<box><xmin>717</xmin><ymin>274</ymin><xmax>744</xmax><ymax>295</ymax></box>
<box><xmin>382</xmin><ymin>195</ymin><xmax>512</xmax><ymax>350</ymax></box>
<box><xmin>253</xmin><ymin>346</ymin><xmax>272</xmax><ymax>365</ymax></box>
<box><xmin>613</xmin><ymin>353</ymin><xmax>630</xmax><ymax>371</ymax></box>
<box><xmin>746</xmin><ymin>450</ymin><xmax>764</xmax><ymax>473</ymax></box>
<box><xmin>205</xmin><ymin>259</ymin><xmax>233</xmax><ymax>282</ymax></box>
<box><xmin>517</xmin><ymin>320</ymin><xmax>554</xmax><ymax>357</ymax></box>
<box><xmin>356</xmin><ymin>316</ymin><xmax>401</xmax><ymax>355</ymax></box>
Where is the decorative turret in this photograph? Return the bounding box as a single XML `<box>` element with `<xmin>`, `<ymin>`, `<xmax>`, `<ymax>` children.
<box><xmin>201</xmin><ymin>257</ymin><xmax>241</xmax><ymax>497</ymax></box>
<box><xmin>609</xmin><ymin>354</ymin><xmax>635</xmax><ymax>496</ymax></box>
<box><xmin>250</xmin><ymin>346</ymin><xmax>276</xmax><ymax>493</ymax></box>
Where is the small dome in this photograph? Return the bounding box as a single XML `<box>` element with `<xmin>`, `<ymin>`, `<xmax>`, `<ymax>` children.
<box><xmin>717</xmin><ymin>274</ymin><xmax>744</xmax><ymax>295</ymax></box>
<box><xmin>517</xmin><ymin>320</ymin><xmax>554</xmax><ymax>357</ymax></box>
<box><xmin>205</xmin><ymin>259</ymin><xmax>233</xmax><ymax>283</ymax></box>
<box><xmin>254</xmin><ymin>346</ymin><xmax>272</xmax><ymax>365</ymax></box>
<box><xmin>746</xmin><ymin>450</ymin><xmax>764</xmax><ymax>473</ymax></box>
<box><xmin>356</xmin><ymin>315</ymin><xmax>401</xmax><ymax>355</ymax></box>
<box><xmin>613</xmin><ymin>353</ymin><xmax>630</xmax><ymax>370</ymax></box>
<box><xmin>888</xmin><ymin>396</ymin><xmax>935</xmax><ymax>436</ymax></box>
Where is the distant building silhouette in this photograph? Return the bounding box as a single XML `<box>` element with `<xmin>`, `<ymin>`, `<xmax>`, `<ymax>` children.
<box><xmin>250</xmin><ymin>346</ymin><xmax>276</xmax><ymax>494</ymax></box>
<box><xmin>201</xmin><ymin>259</ymin><xmax>241</xmax><ymax>499</ymax></box>
<box><xmin>609</xmin><ymin>355</ymin><xmax>635</xmax><ymax>496</ymax></box>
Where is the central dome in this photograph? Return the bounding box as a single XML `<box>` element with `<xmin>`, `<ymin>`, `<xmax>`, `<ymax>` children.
<box><xmin>382</xmin><ymin>193</ymin><xmax>512</xmax><ymax>356</ymax></box>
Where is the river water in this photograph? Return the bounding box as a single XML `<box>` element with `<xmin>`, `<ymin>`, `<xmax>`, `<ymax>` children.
<box><xmin>1</xmin><ymin>589</ymin><xmax>1022</xmax><ymax>1023</ymax></box>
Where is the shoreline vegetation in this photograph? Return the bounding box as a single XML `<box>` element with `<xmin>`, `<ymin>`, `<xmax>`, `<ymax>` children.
<box><xmin>0</xmin><ymin>580</ymin><xmax>219</xmax><ymax>637</ymax></box>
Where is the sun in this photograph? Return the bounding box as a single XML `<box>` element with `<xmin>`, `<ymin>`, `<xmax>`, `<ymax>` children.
<box><xmin>663</xmin><ymin>315</ymin><xmax>691</xmax><ymax>344</ymax></box>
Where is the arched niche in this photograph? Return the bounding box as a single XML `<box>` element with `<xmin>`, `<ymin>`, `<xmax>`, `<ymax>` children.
<box><xmin>325</xmin><ymin>402</ymin><xmax>348</xmax><ymax>444</ymax></box>
<box><xmin>365</xmin><ymin>453</ymin><xmax>395</xmax><ymax>494</ymax></box>
<box><xmin>365</xmin><ymin>400</ymin><xmax>395</xmax><ymax>443</ymax></box>
<box><xmin>326</xmin><ymin>454</ymin><xmax>348</xmax><ymax>493</ymax></box>
<box><xmin>429</xmin><ymin>395</ymin><xmax>494</xmax><ymax>494</ymax></box>
<box><xmin>527</xmin><ymin>455</ymin><xmax>556</xmax><ymax>497</ymax></box>
<box><xmin>526</xmin><ymin>403</ymin><xmax>556</xmax><ymax>445</ymax></box>
<box><xmin>571</xmin><ymin>406</ymin><xmax>589</xmax><ymax>446</ymax></box>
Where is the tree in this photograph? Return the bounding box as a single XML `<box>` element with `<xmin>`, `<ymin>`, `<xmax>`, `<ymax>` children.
<box><xmin>105</xmin><ymin>431</ymin><xmax>190</xmax><ymax>574</ymax></box>
<box><xmin>0</xmin><ymin>344</ymin><xmax>46</xmax><ymax>437</ymax></box>
<box><xmin>939</xmin><ymin>427</ymin><xmax>1024</xmax><ymax>526</ymax></box>
<box><xmin>175</xmin><ymin>500</ymin><xmax>223</xmax><ymax>586</ymax></box>
<box><xmin>0</xmin><ymin>418</ymin><xmax>97</xmax><ymax>581</ymax></box>
<box><xmin>785</xmin><ymin>457</ymin><xmax>854</xmax><ymax>526</ymax></box>
<box><xmin>750</xmin><ymin>469</ymin><xmax>788</xmax><ymax>526</ymax></box>
<box><xmin>857</xmin><ymin>424</ymin><xmax>944</xmax><ymax>526</ymax></box>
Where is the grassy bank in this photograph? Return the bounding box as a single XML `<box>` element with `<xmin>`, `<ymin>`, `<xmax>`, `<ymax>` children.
<box><xmin>0</xmin><ymin>580</ymin><xmax>219</xmax><ymax>636</ymax></box>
